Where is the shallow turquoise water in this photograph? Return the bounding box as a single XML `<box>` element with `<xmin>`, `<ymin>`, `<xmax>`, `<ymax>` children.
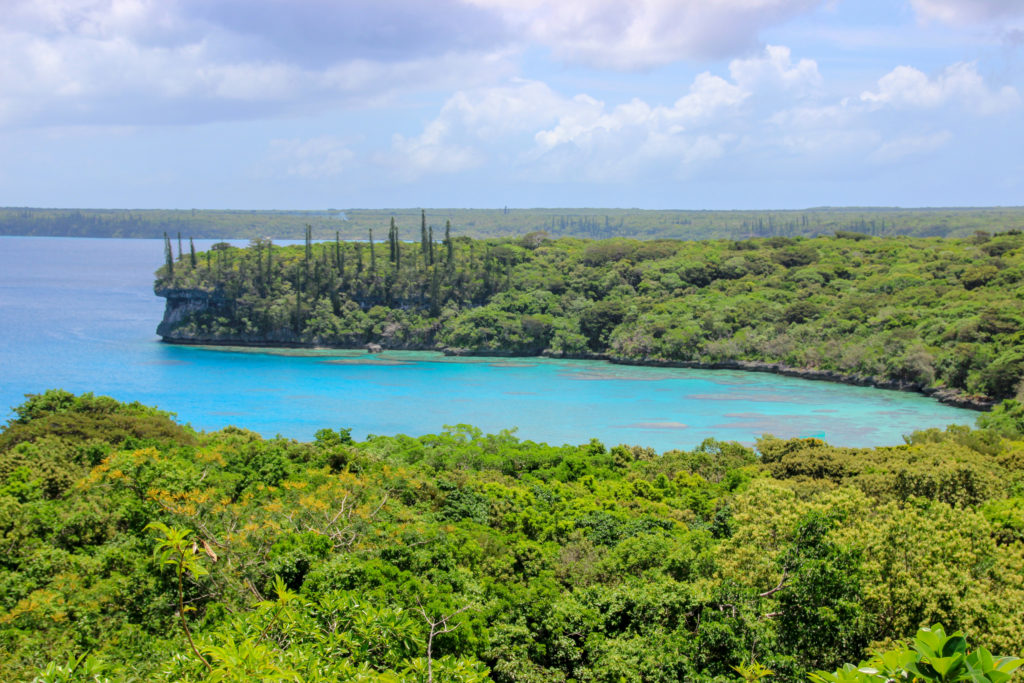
<box><xmin>0</xmin><ymin>236</ymin><xmax>976</xmax><ymax>450</ymax></box>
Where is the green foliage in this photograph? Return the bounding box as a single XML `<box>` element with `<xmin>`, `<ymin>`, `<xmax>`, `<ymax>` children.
<box><xmin>2</xmin><ymin>388</ymin><xmax>194</xmax><ymax>452</ymax></box>
<box><xmin>809</xmin><ymin>624</ymin><xmax>1023</xmax><ymax>683</ymax></box>
<box><xmin>978</xmin><ymin>401</ymin><xmax>1024</xmax><ymax>440</ymax></box>
<box><xmin>2</xmin><ymin>392</ymin><xmax>1022</xmax><ymax>682</ymax></box>
<box><xmin>734</xmin><ymin>661</ymin><xmax>774</xmax><ymax>682</ymax></box>
<box><xmin>774</xmin><ymin>512</ymin><xmax>870</xmax><ymax>671</ymax></box>
<box><xmin>7</xmin><ymin>206</ymin><xmax>1024</xmax><ymax>240</ymax></box>
<box><xmin>30</xmin><ymin>653</ymin><xmax>118</xmax><ymax>683</ymax></box>
<box><xmin>155</xmin><ymin>230</ymin><xmax>1024</xmax><ymax>401</ymax></box>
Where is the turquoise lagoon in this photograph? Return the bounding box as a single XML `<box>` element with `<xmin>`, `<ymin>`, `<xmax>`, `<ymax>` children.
<box><xmin>0</xmin><ymin>236</ymin><xmax>976</xmax><ymax>450</ymax></box>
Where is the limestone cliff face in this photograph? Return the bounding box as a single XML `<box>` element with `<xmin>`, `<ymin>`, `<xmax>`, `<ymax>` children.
<box><xmin>154</xmin><ymin>287</ymin><xmax>306</xmax><ymax>346</ymax></box>
<box><xmin>155</xmin><ymin>287</ymin><xmax>355</xmax><ymax>347</ymax></box>
<box><xmin>155</xmin><ymin>288</ymin><xmax>224</xmax><ymax>338</ymax></box>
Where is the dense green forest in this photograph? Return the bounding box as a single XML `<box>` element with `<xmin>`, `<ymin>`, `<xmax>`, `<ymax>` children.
<box><xmin>2</xmin><ymin>390</ymin><xmax>1023</xmax><ymax>681</ymax></box>
<box><xmin>4</xmin><ymin>206</ymin><xmax>1024</xmax><ymax>241</ymax></box>
<box><xmin>155</xmin><ymin>224</ymin><xmax>1024</xmax><ymax>404</ymax></box>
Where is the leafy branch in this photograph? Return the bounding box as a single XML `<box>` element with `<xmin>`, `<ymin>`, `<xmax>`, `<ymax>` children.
<box><xmin>146</xmin><ymin>522</ymin><xmax>216</xmax><ymax>673</ymax></box>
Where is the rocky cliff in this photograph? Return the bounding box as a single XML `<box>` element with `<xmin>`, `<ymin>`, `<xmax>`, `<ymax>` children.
<box><xmin>156</xmin><ymin>287</ymin><xmax>301</xmax><ymax>346</ymax></box>
<box><xmin>155</xmin><ymin>288</ymin><xmax>222</xmax><ymax>337</ymax></box>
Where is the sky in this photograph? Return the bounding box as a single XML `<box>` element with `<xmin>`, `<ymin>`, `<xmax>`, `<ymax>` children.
<box><xmin>1</xmin><ymin>0</ymin><xmax>1023</xmax><ymax>210</ymax></box>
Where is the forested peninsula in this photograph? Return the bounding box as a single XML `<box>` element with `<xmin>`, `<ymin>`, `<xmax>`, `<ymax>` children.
<box><xmin>2</xmin><ymin>390</ymin><xmax>1024</xmax><ymax>681</ymax></box>
<box><xmin>155</xmin><ymin>222</ymin><xmax>1024</xmax><ymax>407</ymax></box>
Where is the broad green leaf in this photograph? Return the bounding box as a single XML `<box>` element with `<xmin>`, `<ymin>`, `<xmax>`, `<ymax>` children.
<box><xmin>942</xmin><ymin>635</ymin><xmax>968</xmax><ymax>658</ymax></box>
<box><xmin>994</xmin><ymin>656</ymin><xmax>1023</xmax><ymax>674</ymax></box>
<box><xmin>929</xmin><ymin>654</ymin><xmax>963</xmax><ymax>677</ymax></box>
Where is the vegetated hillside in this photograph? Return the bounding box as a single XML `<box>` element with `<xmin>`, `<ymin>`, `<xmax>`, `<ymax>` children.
<box><xmin>155</xmin><ymin>227</ymin><xmax>1024</xmax><ymax>404</ymax></box>
<box><xmin>1</xmin><ymin>390</ymin><xmax>1023</xmax><ymax>682</ymax></box>
<box><xmin>4</xmin><ymin>205</ymin><xmax>1024</xmax><ymax>240</ymax></box>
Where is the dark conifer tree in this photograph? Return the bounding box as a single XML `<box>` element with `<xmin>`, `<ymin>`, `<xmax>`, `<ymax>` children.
<box><xmin>369</xmin><ymin>229</ymin><xmax>376</xmax><ymax>277</ymax></box>
<box><xmin>294</xmin><ymin>267</ymin><xmax>303</xmax><ymax>332</ymax></box>
<box><xmin>304</xmin><ymin>224</ymin><xmax>312</xmax><ymax>278</ymax></box>
<box><xmin>445</xmin><ymin>220</ymin><xmax>454</xmax><ymax>273</ymax></box>
<box><xmin>177</xmin><ymin>232</ymin><xmax>183</xmax><ymax>262</ymax></box>
<box><xmin>163</xmin><ymin>232</ymin><xmax>174</xmax><ymax>277</ymax></box>
<box><xmin>251</xmin><ymin>239</ymin><xmax>263</xmax><ymax>292</ymax></box>
<box><xmin>389</xmin><ymin>217</ymin><xmax>397</xmax><ymax>263</ymax></box>
<box><xmin>266</xmin><ymin>239</ymin><xmax>273</xmax><ymax>293</ymax></box>
<box><xmin>189</xmin><ymin>238</ymin><xmax>197</xmax><ymax>268</ymax></box>
<box><xmin>338</xmin><ymin>239</ymin><xmax>345</xmax><ymax>284</ymax></box>
<box><xmin>429</xmin><ymin>265</ymin><xmax>441</xmax><ymax>316</ymax></box>
<box><xmin>421</xmin><ymin>209</ymin><xmax>429</xmax><ymax>269</ymax></box>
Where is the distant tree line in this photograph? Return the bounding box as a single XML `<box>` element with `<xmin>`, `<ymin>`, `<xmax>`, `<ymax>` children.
<box><xmin>4</xmin><ymin>205</ymin><xmax>1024</xmax><ymax>240</ymax></box>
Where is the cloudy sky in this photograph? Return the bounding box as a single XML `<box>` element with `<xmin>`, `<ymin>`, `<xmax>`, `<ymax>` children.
<box><xmin>2</xmin><ymin>0</ymin><xmax>1022</xmax><ymax>210</ymax></box>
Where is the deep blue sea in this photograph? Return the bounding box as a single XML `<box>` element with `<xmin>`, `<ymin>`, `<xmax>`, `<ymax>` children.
<box><xmin>0</xmin><ymin>236</ymin><xmax>976</xmax><ymax>450</ymax></box>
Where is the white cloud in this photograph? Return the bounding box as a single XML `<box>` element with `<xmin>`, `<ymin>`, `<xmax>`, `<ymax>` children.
<box><xmin>869</xmin><ymin>131</ymin><xmax>952</xmax><ymax>163</ymax></box>
<box><xmin>861</xmin><ymin>62</ymin><xmax>1020</xmax><ymax>114</ymax></box>
<box><xmin>265</xmin><ymin>136</ymin><xmax>354</xmax><ymax>179</ymax></box>
<box><xmin>464</xmin><ymin>0</ymin><xmax>823</xmax><ymax>68</ymax></box>
<box><xmin>438</xmin><ymin>80</ymin><xmax>577</xmax><ymax>139</ymax></box>
<box><xmin>729</xmin><ymin>45</ymin><xmax>822</xmax><ymax>93</ymax></box>
<box><xmin>387</xmin><ymin>123</ymin><xmax>484</xmax><ymax>180</ymax></box>
<box><xmin>533</xmin><ymin>73</ymin><xmax>747</xmax><ymax>152</ymax></box>
<box><xmin>0</xmin><ymin>0</ymin><xmax>517</xmax><ymax>128</ymax></box>
<box><xmin>764</xmin><ymin>60</ymin><xmax>1019</xmax><ymax>162</ymax></box>
<box><xmin>910</xmin><ymin>0</ymin><xmax>1024</xmax><ymax>45</ymax></box>
<box><xmin>385</xmin><ymin>48</ymin><xmax>814</xmax><ymax>182</ymax></box>
<box><xmin>381</xmin><ymin>44</ymin><xmax>837</xmax><ymax>182</ymax></box>
<box><xmin>0</xmin><ymin>0</ymin><xmax>830</xmax><ymax>129</ymax></box>
<box><xmin>375</xmin><ymin>78</ymin><xmax>572</xmax><ymax>179</ymax></box>
<box><xmin>671</xmin><ymin>73</ymin><xmax>751</xmax><ymax>122</ymax></box>
<box><xmin>529</xmin><ymin>44</ymin><xmax>822</xmax><ymax>158</ymax></box>
<box><xmin>910</xmin><ymin>0</ymin><xmax>1024</xmax><ymax>24</ymax></box>
<box><xmin>763</xmin><ymin>58</ymin><xmax>1020</xmax><ymax>166</ymax></box>
<box><xmin>766</xmin><ymin>102</ymin><xmax>880</xmax><ymax>157</ymax></box>
<box><xmin>769</xmin><ymin>103</ymin><xmax>850</xmax><ymax>130</ymax></box>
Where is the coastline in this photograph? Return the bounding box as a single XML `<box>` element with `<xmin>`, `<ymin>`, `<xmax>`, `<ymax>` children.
<box><xmin>159</xmin><ymin>335</ymin><xmax>995</xmax><ymax>412</ymax></box>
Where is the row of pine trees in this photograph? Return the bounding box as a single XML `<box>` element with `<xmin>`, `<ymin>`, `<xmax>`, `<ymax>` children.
<box><xmin>158</xmin><ymin>211</ymin><xmax>523</xmax><ymax>332</ymax></box>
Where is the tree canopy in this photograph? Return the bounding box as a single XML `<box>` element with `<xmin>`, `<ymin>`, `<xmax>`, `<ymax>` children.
<box><xmin>156</xmin><ymin>229</ymin><xmax>1024</xmax><ymax>403</ymax></box>
<box><xmin>2</xmin><ymin>390</ymin><xmax>1024</xmax><ymax>681</ymax></box>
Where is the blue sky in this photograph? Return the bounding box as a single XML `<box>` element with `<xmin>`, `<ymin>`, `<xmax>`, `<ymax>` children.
<box><xmin>1</xmin><ymin>0</ymin><xmax>1022</xmax><ymax>210</ymax></box>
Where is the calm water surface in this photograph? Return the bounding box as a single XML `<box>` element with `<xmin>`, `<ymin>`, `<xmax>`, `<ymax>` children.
<box><xmin>0</xmin><ymin>236</ymin><xmax>976</xmax><ymax>449</ymax></box>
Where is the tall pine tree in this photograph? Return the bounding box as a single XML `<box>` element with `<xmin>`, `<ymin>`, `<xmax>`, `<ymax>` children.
<box><xmin>304</xmin><ymin>224</ymin><xmax>312</xmax><ymax>279</ymax></box>
<box><xmin>163</xmin><ymin>232</ymin><xmax>174</xmax><ymax>277</ymax></box>
<box><xmin>369</xmin><ymin>228</ymin><xmax>376</xmax><ymax>277</ymax></box>
<box><xmin>445</xmin><ymin>220</ymin><xmax>454</xmax><ymax>273</ymax></box>
<box><xmin>389</xmin><ymin>217</ymin><xmax>397</xmax><ymax>263</ymax></box>
<box><xmin>421</xmin><ymin>209</ymin><xmax>429</xmax><ymax>269</ymax></box>
<box><xmin>266</xmin><ymin>239</ymin><xmax>273</xmax><ymax>293</ymax></box>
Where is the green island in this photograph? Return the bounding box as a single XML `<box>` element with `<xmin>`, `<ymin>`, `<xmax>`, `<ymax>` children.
<box><xmin>155</xmin><ymin>221</ymin><xmax>1024</xmax><ymax>407</ymax></box>
<box><xmin>2</xmin><ymin>389</ymin><xmax>1023</xmax><ymax>681</ymax></box>
<box><xmin>4</xmin><ymin>205</ymin><xmax>1024</xmax><ymax>241</ymax></box>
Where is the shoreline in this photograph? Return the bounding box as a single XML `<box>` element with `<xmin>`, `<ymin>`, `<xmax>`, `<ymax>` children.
<box><xmin>160</xmin><ymin>336</ymin><xmax>995</xmax><ymax>412</ymax></box>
